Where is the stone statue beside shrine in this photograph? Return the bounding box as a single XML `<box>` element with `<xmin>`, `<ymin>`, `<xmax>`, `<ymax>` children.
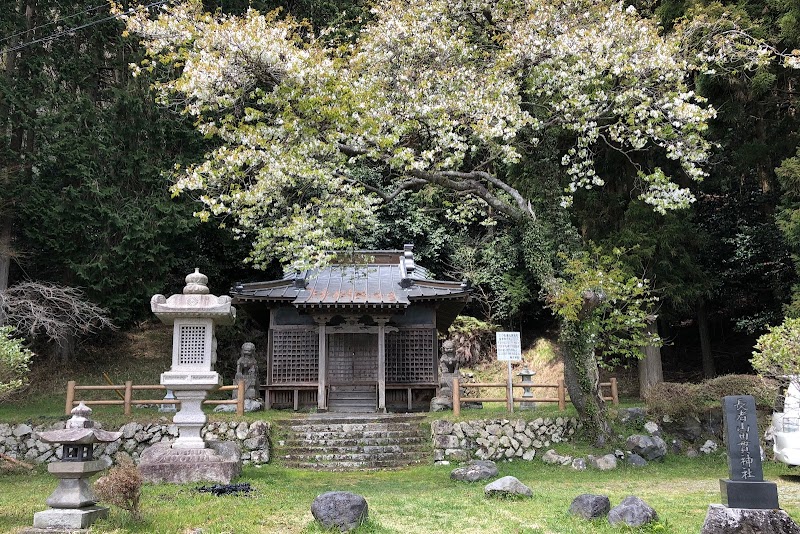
<box><xmin>431</xmin><ymin>340</ymin><xmax>460</xmax><ymax>411</ymax></box>
<box><xmin>234</xmin><ymin>342</ymin><xmax>259</xmax><ymax>401</ymax></box>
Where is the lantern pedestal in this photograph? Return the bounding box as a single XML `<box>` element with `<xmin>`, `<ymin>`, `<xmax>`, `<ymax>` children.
<box><xmin>31</xmin><ymin>506</ymin><xmax>109</xmax><ymax>531</ymax></box>
<box><xmin>46</xmin><ymin>459</ymin><xmax>109</xmax><ymax>508</ymax></box>
<box><xmin>139</xmin><ymin>441</ymin><xmax>241</xmax><ymax>484</ymax></box>
<box><xmin>161</xmin><ymin>372</ymin><xmax>221</xmax><ymax>449</ymax></box>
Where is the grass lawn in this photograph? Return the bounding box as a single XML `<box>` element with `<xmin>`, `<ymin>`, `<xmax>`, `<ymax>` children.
<box><xmin>3</xmin><ymin>454</ymin><xmax>800</xmax><ymax>533</ymax></box>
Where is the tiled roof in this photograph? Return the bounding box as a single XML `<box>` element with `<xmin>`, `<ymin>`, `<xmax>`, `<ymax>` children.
<box><xmin>231</xmin><ymin>249</ymin><xmax>469</xmax><ymax>309</ymax></box>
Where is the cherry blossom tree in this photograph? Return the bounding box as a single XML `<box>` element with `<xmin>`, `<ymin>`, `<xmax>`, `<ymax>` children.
<box><xmin>119</xmin><ymin>0</ymin><xmax>796</xmax><ymax>439</ymax></box>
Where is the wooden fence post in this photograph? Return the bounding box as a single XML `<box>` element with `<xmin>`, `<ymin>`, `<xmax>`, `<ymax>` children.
<box><xmin>124</xmin><ymin>381</ymin><xmax>133</xmax><ymax>416</ymax></box>
<box><xmin>452</xmin><ymin>377</ymin><xmax>460</xmax><ymax>417</ymax></box>
<box><xmin>65</xmin><ymin>380</ymin><xmax>76</xmax><ymax>415</ymax></box>
<box><xmin>237</xmin><ymin>380</ymin><xmax>245</xmax><ymax>416</ymax></box>
<box><xmin>558</xmin><ymin>379</ymin><xmax>566</xmax><ymax>411</ymax></box>
<box><xmin>611</xmin><ymin>377</ymin><xmax>619</xmax><ymax>406</ymax></box>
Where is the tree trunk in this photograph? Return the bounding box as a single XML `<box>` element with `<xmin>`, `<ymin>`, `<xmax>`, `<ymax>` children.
<box><xmin>561</xmin><ymin>322</ymin><xmax>611</xmax><ymax>446</ymax></box>
<box><xmin>58</xmin><ymin>331</ymin><xmax>75</xmax><ymax>364</ymax></box>
<box><xmin>0</xmin><ymin>0</ymin><xmax>35</xmax><ymax>294</ymax></box>
<box><xmin>638</xmin><ymin>320</ymin><xmax>663</xmax><ymax>398</ymax></box>
<box><xmin>698</xmin><ymin>299</ymin><xmax>715</xmax><ymax>378</ymax></box>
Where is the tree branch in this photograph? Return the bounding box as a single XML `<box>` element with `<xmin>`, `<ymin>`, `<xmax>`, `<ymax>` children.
<box><xmin>337</xmin><ymin>143</ymin><xmax>535</xmax><ymax>220</ymax></box>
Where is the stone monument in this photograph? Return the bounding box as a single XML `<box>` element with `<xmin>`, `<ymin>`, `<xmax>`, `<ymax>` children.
<box><xmin>719</xmin><ymin>395</ymin><xmax>778</xmax><ymax>509</ymax></box>
<box><xmin>700</xmin><ymin>395</ymin><xmax>800</xmax><ymax>533</ymax></box>
<box><xmin>25</xmin><ymin>402</ymin><xmax>121</xmax><ymax>532</ymax></box>
<box><xmin>139</xmin><ymin>268</ymin><xmax>241</xmax><ymax>484</ymax></box>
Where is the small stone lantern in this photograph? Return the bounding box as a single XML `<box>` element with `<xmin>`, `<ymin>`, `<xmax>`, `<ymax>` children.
<box><xmin>31</xmin><ymin>402</ymin><xmax>121</xmax><ymax>531</ymax></box>
<box><xmin>518</xmin><ymin>367</ymin><xmax>536</xmax><ymax>410</ymax></box>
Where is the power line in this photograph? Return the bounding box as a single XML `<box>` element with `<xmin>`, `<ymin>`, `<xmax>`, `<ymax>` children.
<box><xmin>0</xmin><ymin>2</ymin><xmax>114</xmax><ymax>46</ymax></box>
<box><xmin>0</xmin><ymin>0</ymin><xmax>169</xmax><ymax>56</ymax></box>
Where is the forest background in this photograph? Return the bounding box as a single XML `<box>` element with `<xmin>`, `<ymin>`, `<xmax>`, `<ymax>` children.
<box><xmin>3</xmin><ymin>0</ymin><xmax>800</xmax><ymax>432</ymax></box>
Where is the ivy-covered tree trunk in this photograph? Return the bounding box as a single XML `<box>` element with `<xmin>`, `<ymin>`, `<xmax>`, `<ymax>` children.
<box><xmin>561</xmin><ymin>322</ymin><xmax>612</xmax><ymax>446</ymax></box>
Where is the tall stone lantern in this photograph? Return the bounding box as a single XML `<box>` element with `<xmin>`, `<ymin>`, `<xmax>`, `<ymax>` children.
<box><xmin>139</xmin><ymin>269</ymin><xmax>240</xmax><ymax>483</ymax></box>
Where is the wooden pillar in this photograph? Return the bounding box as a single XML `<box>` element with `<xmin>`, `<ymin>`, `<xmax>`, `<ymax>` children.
<box><xmin>313</xmin><ymin>315</ymin><xmax>331</xmax><ymax>411</ymax></box>
<box><xmin>377</xmin><ymin>318</ymin><xmax>387</xmax><ymax>413</ymax></box>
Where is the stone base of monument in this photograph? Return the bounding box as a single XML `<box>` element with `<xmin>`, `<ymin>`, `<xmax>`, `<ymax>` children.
<box><xmin>720</xmin><ymin>479</ymin><xmax>779</xmax><ymax>509</ymax></box>
<box><xmin>139</xmin><ymin>441</ymin><xmax>241</xmax><ymax>484</ymax></box>
<box><xmin>701</xmin><ymin>504</ymin><xmax>800</xmax><ymax>534</ymax></box>
<box><xmin>27</xmin><ymin>505</ymin><xmax>108</xmax><ymax>531</ymax></box>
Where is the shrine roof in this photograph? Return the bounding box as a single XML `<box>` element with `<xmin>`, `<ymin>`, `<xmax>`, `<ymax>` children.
<box><xmin>230</xmin><ymin>246</ymin><xmax>470</xmax><ymax>311</ymax></box>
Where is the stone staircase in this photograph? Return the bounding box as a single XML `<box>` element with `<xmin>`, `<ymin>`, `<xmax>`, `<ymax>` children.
<box><xmin>274</xmin><ymin>413</ymin><xmax>430</xmax><ymax>470</ymax></box>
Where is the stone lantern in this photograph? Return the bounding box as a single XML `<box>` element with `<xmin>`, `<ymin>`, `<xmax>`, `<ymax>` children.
<box><xmin>139</xmin><ymin>268</ymin><xmax>241</xmax><ymax>483</ymax></box>
<box><xmin>517</xmin><ymin>367</ymin><xmax>536</xmax><ymax>410</ymax></box>
<box><xmin>30</xmin><ymin>402</ymin><xmax>121</xmax><ymax>531</ymax></box>
<box><xmin>150</xmin><ymin>268</ymin><xmax>235</xmax><ymax>448</ymax></box>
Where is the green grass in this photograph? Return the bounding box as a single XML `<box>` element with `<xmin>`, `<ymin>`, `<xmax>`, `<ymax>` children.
<box><xmin>4</xmin><ymin>330</ymin><xmax>800</xmax><ymax>532</ymax></box>
<box><xmin>3</xmin><ymin>455</ymin><xmax>800</xmax><ymax>533</ymax></box>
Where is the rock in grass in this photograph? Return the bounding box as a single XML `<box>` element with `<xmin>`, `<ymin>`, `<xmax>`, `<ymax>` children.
<box><xmin>626</xmin><ymin>453</ymin><xmax>648</xmax><ymax>467</ymax></box>
<box><xmin>608</xmin><ymin>496</ymin><xmax>658</xmax><ymax>527</ymax></box>
<box><xmin>484</xmin><ymin>476</ymin><xmax>532</xmax><ymax>498</ymax></box>
<box><xmin>625</xmin><ymin>434</ymin><xmax>667</xmax><ymax>461</ymax></box>
<box><xmin>588</xmin><ymin>454</ymin><xmax>617</xmax><ymax>471</ymax></box>
<box><xmin>450</xmin><ymin>460</ymin><xmax>498</xmax><ymax>482</ymax></box>
<box><xmin>311</xmin><ymin>491</ymin><xmax>368</xmax><ymax>532</ymax></box>
<box><xmin>700</xmin><ymin>503</ymin><xmax>800</xmax><ymax>534</ymax></box>
<box><xmin>569</xmin><ymin>494</ymin><xmax>611</xmax><ymax>520</ymax></box>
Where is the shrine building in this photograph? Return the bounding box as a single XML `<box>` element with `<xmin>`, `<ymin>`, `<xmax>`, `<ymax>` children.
<box><xmin>230</xmin><ymin>245</ymin><xmax>470</xmax><ymax>413</ymax></box>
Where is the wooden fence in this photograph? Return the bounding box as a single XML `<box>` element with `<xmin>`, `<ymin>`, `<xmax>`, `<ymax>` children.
<box><xmin>65</xmin><ymin>380</ymin><xmax>246</xmax><ymax>416</ymax></box>
<box><xmin>451</xmin><ymin>377</ymin><xmax>618</xmax><ymax>417</ymax></box>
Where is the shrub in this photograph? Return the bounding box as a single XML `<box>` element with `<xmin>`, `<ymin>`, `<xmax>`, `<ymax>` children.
<box><xmin>0</xmin><ymin>326</ymin><xmax>33</xmax><ymax>400</ymax></box>
<box><xmin>752</xmin><ymin>318</ymin><xmax>800</xmax><ymax>378</ymax></box>
<box><xmin>644</xmin><ymin>375</ymin><xmax>778</xmax><ymax>420</ymax></box>
<box><xmin>94</xmin><ymin>455</ymin><xmax>143</xmax><ymax>521</ymax></box>
<box><xmin>702</xmin><ymin>374</ymin><xmax>778</xmax><ymax>408</ymax></box>
<box><xmin>643</xmin><ymin>382</ymin><xmax>700</xmax><ymax>419</ymax></box>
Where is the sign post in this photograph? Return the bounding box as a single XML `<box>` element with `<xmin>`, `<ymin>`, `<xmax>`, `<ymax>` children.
<box><xmin>496</xmin><ymin>332</ymin><xmax>522</xmax><ymax>413</ymax></box>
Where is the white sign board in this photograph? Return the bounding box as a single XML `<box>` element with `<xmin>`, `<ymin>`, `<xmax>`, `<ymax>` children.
<box><xmin>496</xmin><ymin>332</ymin><xmax>522</xmax><ymax>361</ymax></box>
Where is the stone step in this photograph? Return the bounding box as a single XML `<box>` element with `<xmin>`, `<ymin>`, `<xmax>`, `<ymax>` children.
<box><xmin>275</xmin><ymin>413</ymin><xmax>425</xmax><ymax>425</ymax></box>
<box><xmin>283</xmin><ymin>443</ymin><xmax>429</xmax><ymax>454</ymax></box>
<box><xmin>281</xmin><ymin>451</ymin><xmax>426</xmax><ymax>463</ymax></box>
<box><xmin>278</xmin><ymin>427</ymin><xmax>417</xmax><ymax>439</ymax></box>
<box><xmin>282</xmin><ymin>459</ymin><xmax>426</xmax><ymax>470</ymax></box>
<box><xmin>274</xmin><ymin>414</ymin><xmax>429</xmax><ymax>470</ymax></box>
<box><xmin>280</xmin><ymin>436</ymin><xmax>426</xmax><ymax>448</ymax></box>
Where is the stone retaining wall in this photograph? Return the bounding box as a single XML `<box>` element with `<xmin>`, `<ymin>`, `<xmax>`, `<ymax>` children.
<box><xmin>432</xmin><ymin>417</ymin><xmax>582</xmax><ymax>463</ymax></box>
<box><xmin>0</xmin><ymin>420</ymin><xmax>270</xmax><ymax>466</ymax></box>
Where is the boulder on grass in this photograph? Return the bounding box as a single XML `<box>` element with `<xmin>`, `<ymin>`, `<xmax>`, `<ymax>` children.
<box><xmin>625</xmin><ymin>434</ymin><xmax>667</xmax><ymax>461</ymax></box>
<box><xmin>626</xmin><ymin>453</ymin><xmax>648</xmax><ymax>467</ymax></box>
<box><xmin>608</xmin><ymin>496</ymin><xmax>658</xmax><ymax>527</ymax></box>
<box><xmin>450</xmin><ymin>460</ymin><xmax>498</xmax><ymax>482</ymax></box>
<box><xmin>311</xmin><ymin>491</ymin><xmax>368</xmax><ymax>532</ymax></box>
<box><xmin>569</xmin><ymin>494</ymin><xmax>611</xmax><ymax>520</ymax></box>
<box><xmin>588</xmin><ymin>454</ymin><xmax>617</xmax><ymax>471</ymax></box>
<box><xmin>701</xmin><ymin>504</ymin><xmax>800</xmax><ymax>534</ymax></box>
<box><xmin>484</xmin><ymin>476</ymin><xmax>532</xmax><ymax>498</ymax></box>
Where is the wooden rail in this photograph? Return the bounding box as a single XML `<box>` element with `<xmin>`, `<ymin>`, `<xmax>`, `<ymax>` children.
<box><xmin>451</xmin><ymin>377</ymin><xmax>618</xmax><ymax>417</ymax></box>
<box><xmin>65</xmin><ymin>380</ymin><xmax>246</xmax><ymax>416</ymax></box>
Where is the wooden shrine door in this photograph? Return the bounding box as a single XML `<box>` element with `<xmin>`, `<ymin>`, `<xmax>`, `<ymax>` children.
<box><xmin>327</xmin><ymin>333</ymin><xmax>377</xmax><ymax>385</ymax></box>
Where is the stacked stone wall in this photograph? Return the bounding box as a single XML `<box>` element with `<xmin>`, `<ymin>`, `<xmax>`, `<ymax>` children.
<box><xmin>432</xmin><ymin>417</ymin><xmax>581</xmax><ymax>462</ymax></box>
<box><xmin>0</xmin><ymin>420</ymin><xmax>270</xmax><ymax>466</ymax></box>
